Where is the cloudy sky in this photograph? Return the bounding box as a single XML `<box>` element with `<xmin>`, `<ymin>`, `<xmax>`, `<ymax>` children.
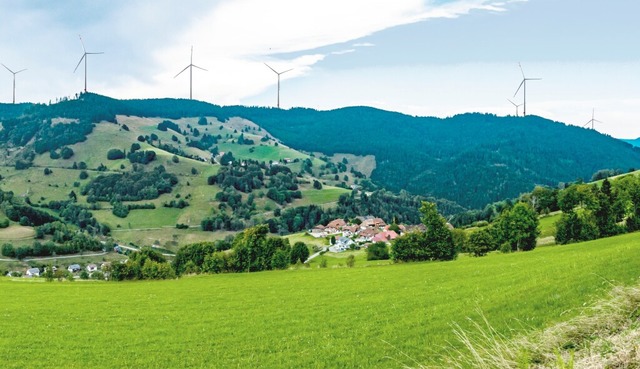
<box><xmin>1</xmin><ymin>0</ymin><xmax>639</xmax><ymax>138</ymax></box>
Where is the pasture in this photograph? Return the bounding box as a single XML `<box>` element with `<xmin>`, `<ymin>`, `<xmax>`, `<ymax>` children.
<box><xmin>2</xmin><ymin>232</ymin><xmax>640</xmax><ymax>368</ymax></box>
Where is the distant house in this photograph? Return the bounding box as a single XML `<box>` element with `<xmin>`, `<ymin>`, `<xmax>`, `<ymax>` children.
<box><xmin>372</xmin><ymin>230</ymin><xmax>399</xmax><ymax>244</ymax></box>
<box><xmin>26</xmin><ymin>267</ymin><xmax>40</xmax><ymax>277</ymax></box>
<box><xmin>355</xmin><ymin>228</ymin><xmax>378</xmax><ymax>243</ymax></box>
<box><xmin>329</xmin><ymin>236</ymin><xmax>354</xmax><ymax>253</ymax></box>
<box><xmin>86</xmin><ymin>264</ymin><xmax>98</xmax><ymax>272</ymax></box>
<box><xmin>309</xmin><ymin>225</ymin><xmax>327</xmax><ymax>238</ymax></box>
<box><xmin>326</xmin><ymin>219</ymin><xmax>347</xmax><ymax>230</ymax></box>
<box><xmin>341</xmin><ymin>225</ymin><xmax>360</xmax><ymax>237</ymax></box>
<box><xmin>361</xmin><ymin>218</ymin><xmax>386</xmax><ymax>230</ymax></box>
<box><xmin>68</xmin><ymin>264</ymin><xmax>81</xmax><ymax>273</ymax></box>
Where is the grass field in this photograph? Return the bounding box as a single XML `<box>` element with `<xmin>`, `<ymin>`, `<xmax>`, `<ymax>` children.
<box><xmin>2</xmin><ymin>232</ymin><xmax>640</xmax><ymax>368</ymax></box>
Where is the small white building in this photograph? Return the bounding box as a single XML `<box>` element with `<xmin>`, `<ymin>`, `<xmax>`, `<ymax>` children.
<box><xmin>26</xmin><ymin>268</ymin><xmax>40</xmax><ymax>277</ymax></box>
<box><xmin>68</xmin><ymin>264</ymin><xmax>81</xmax><ymax>273</ymax></box>
<box><xmin>86</xmin><ymin>264</ymin><xmax>98</xmax><ymax>272</ymax></box>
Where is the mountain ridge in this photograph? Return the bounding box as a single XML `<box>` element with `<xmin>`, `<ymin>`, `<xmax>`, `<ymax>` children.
<box><xmin>2</xmin><ymin>93</ymin><xmax>639</xmax><ymax>210</ymax></box>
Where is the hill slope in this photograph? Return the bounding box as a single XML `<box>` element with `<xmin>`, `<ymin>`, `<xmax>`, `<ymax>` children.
<box><xmin>3</xmin><ymin>94</ymin><xmax>640</xmax><ymax>210</ymax></box>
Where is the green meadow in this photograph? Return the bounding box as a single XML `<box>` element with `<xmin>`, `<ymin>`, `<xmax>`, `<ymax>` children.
<box><xmin>2</xmin><ymin>232</ymin><xmax>640</xmax><ymax>368</ymax></box>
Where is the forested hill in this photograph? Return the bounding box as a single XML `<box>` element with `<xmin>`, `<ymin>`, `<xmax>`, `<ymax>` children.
<box><xmin>2</xmin><ymin>94</ymin><xmax>640</xmax><ymax>210</ymax></box>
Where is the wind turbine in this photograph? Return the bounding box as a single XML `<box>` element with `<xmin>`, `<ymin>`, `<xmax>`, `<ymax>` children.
<box><xmin>174</xmin><ymin>46</ymin><xmax>207</xmax><ymax>100</ymax></box>
<box><xmin>583</xmin><ymin>108</ymin><xmax>603</xmax><ymax>130</ymax></box>
<box><xmin>264</xmin><ymin>63</ymin><xmax>292</xmax><ymax>108</ymax></box>
<box><xmin>73</xmin><ymin>35</ymin><xmax>104</xmax><ymax>93</ymax></box>
<box><xmin>513</xmin><ymin>63</ymin><xmax>541</xmax><ymax>116</ymax></box>
<box><xmin>1</xmin><ymin>63</ymin><xmax>26</xmax><ymax>104</ymax></box>
<box><xmin>507</xmin><ymin>98</ymin><xmax>523</xmax><ymax>117</ymax></box>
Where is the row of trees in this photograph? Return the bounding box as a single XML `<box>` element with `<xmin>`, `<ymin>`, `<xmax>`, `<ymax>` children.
<box><xmin>174</xmin><ymin>225</ymin><xmax>310</xmax><ymax>275</ymax></box>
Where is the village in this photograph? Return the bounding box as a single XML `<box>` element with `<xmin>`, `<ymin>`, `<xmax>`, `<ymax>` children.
<box><xmin>309</xmin><ymin>216</ymin><xmax>430</xmax><ymax>253</ymax></box>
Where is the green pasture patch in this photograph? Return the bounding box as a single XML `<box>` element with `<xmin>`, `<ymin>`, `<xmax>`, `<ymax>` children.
<box><xmin>2</xmin><ymin>232</ymin><xmax>640</xmax><ymax>368</ymax></box>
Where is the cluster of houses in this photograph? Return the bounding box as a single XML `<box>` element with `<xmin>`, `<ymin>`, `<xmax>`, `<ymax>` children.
<box><xmin>7</xmin><ymin>262</ymin><xmax>108</xmax><ymax>279</ymax></box>
<box><xmin>310</xmin><ymin>216</ymin><xmax>426</xmax><ymax>253</ymax></box>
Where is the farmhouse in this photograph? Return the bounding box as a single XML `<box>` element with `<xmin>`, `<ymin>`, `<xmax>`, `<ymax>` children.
<box><xmin>86</xmin><ymin>264</ymin><xmax>98</xmax><ymax>272</ymax></box>
<box><xmin>355</xmin><ymin>228</ymin><xmax>378</xmax><ymax>243</ymax></box>
<box><xmin>361</xmin><ymin>218</ymin><xmax>386</xmax><ymax>230</ymax></box>
<box><xmin>326</xmin><ymin>218</ymin><xmax>347</xmax><ymax>230</ymax></box>
<box><xmin>309</xmin><ymin>225</ymin><xmax>327</xmax><ymax>238</ymax></box>
<box><xmin>68</xmin><ymin>264</ymin><xmax>81</xmax><ymax>273</ymax></box>
<box><xmin>372</xmin><ymin>230</ymin><xmax>399</xmax><ymax>244</ymax></box>
<box><xmin>26</xmin><ymin>268</ymin><xmax>40</xmax><ymax>277</ymax></box>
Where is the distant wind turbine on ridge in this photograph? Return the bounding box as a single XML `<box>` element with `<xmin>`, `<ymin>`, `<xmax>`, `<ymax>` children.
<box><xmin>74</xmin><ymin>35</ymin><xmax>104</xmax><ymax>93</ymax></box>
<box><xmin>513</xmin><ymin>63</ymin><xmax>541</xmax><ymax>116</ymax></box>
<box><xmin>1</xmin><ymin>63</ymin><xmax>26</xmax><ymax>104</ymax></box>
<box><xmin>583</xmin><ymin>108</ymin><xmax>603</xmax><ymax>130</ymax></box>
<box><xmin>264</xmin><ymin>63</ymin><xmax>292</xmax><ymax>108</ymax></box>
<box><xmin>507</xmin><ymin>98</ymin><xmax>523</xmax><ymax>117</ymax></box>
<box><xmin>174</xmin><ymin>46</ymin><xmax>207</xmax><ymax>100</ymax></box>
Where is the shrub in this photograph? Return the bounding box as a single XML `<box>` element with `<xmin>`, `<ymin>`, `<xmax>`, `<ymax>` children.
<box><xmin>107</xmin><ymin>148</ymin><xmax>125</xmax><ymax>160</ymax></box>
<box><xmin>367</xmin><ymin>242</ymin><xmax>390</xmax><ymax>261</ymax></box>
<box><xmin>79</xmin><ymin>170</ymin><xmax>89</xmax><ymax>180</ymax></box>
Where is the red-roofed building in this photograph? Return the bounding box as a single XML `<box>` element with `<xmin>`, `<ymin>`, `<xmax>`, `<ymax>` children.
<box><xmin>372</xmin><ymin>230</ymin><xmax>398</xmax><ymax>244</ymax></box>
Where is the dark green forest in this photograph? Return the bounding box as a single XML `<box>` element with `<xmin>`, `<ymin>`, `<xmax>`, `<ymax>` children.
<box><xmin>2</xmin><ymin>93</ymin><xmax>639</xmax><ymax>211</ymax></box>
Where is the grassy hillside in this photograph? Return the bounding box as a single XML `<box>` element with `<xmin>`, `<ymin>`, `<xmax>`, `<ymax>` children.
<box><xmin>7</xmin><ymin>94</ymin><xmax>640</xmax><ymax>211</ymax></box>
<box><xmin>2</xmin><ymin>232</ymin><xmax>640</xmax><ymax>368</ymax></box>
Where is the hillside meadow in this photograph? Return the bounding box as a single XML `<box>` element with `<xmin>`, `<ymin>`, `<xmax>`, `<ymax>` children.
<box><xmin>2</xmin><ymin>232</ymin><xmax>640</xmax><ymax>368</ymax></box>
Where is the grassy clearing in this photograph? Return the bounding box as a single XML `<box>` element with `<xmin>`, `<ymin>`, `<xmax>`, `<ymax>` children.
<box><xmin>298</xmin><ymin>186</ymin><xmax>350</xmax><ymax>205</ymax></box>
<box><xmin>0</xmin><ymin>225</ymin><xmax>35</xmax><ymax>240</ymax></box>
<box><xmin>538</xmin><ymin>212</ymin><xmax>561</xmax><ymax>239</ymax></box>
<box><xmin>110</xmin><ymin>228</ymin><xmax>230</xmax><ymax>251</ymax></box>
<box><xmin>2</xmin><ymin>232</ymin><xmax>640</xmax><ymax>368</ymax></box>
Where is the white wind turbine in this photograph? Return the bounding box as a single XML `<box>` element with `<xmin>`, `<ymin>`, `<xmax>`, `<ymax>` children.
<box><xmin>264</xmin><ymin>63</ymin><xmax>293</xmax><ymax>108</ymax></box>
<box><xmin>73</xmin><ymin>35</ymin><xmax>104</xmax><ymax>93</ymax></box>
<box><xmin>174</xmin><ymin>46</ymin><xmax>207</xmax><ymax>100</ymax></box>
<box><xmin>513</xmin><ymin>63</ymin><xmax>541</xmax><ymax>116</ymax></box>
<box><xmin>1</xmin><ymin>63</ymin><xmax>26</xmax><ymax>104</ymax></box>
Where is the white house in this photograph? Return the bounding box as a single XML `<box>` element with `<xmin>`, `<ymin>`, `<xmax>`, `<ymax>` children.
<box><xmin>329</xmin><ymin>237</ymin><xmax>355</xmax><ymax>253</ymax></box>
<box><xmin>68</xmin><ymin>264</ymin><xmax>81</xmax><ymax>273</ymax></box>
<box><xmin>26</xmin><ymin>267</ymin><xmax>40</xmax><ymax>277</ymax></box>
<box><xmin>86</xmin><ymin>264</ymin><xmax>98</xmax><ymax>272</ymax></box>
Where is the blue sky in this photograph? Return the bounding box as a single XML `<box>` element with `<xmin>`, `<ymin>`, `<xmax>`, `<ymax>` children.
<box><xmin>1</xmin><ymin>0</ymin><xmax>639</xmax><ymax>137</ymax></box>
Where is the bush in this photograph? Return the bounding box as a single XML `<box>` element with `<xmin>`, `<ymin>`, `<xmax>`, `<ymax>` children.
<box><xmin>290</xmin><ymin>242</ymin><xmax>309</xmax><ymax>264</ymax></box>
<box><xmin>0</xmin><ymin>218</ymin><xmax>10</xmax><ymax>228</ymax></box>
<box><xmin>107</xmin><ymin>148</ymin><xmax>126</xmax><ymax>160</ymax></box>
<box><xmin>79</xmin><ymin>170</ymin><xmax>89</xmax><ymax>180</ymax></box>
<box><xmin>467</xmin><ymin>228</ymin><xmax>496</xmax><ymax>257</ymax></box>
<box><xmin>91</xmin><ymin>271</ymin><xmax>105</xmax><ymax>280</ymax></box>
<box><xmin>367</xmin><ymin>242</ymin><xmax>390</xmax><ymax>260</ymax></box>
<box><xmin>346</xmin><ymin>254</ymin><xmax>355</xmax><ymax>268</ymax></box>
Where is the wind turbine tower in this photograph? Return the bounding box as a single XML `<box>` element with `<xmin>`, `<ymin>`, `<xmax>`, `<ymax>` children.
<box><xmin>513</xmin><ymin>63</ymin><xmax>541</xmax><ymax>116</ymax></box>
<box><xmin>507</xmin><ymin>98</ymin><xmax>523</xmax><ymax>117</ymax></box>
<box><xmin>583</xmin><ymin>108</ymin><xmax>603</xmax><ymax>130</ymax></box>
<box><xmin>1</xmin><ymin>63</ymin><xmax>26</xmax><ymax>104</ymax></box>
<box><xmin>174</xmin><ymin>46</ymin><xmax>207</xmax><ymax>100</ymax></box>
<box><xmin>264</xmin><ymin>63</ymin><xmax>292</xmax><ymax>108</ymax></box>
<box><xmin>74</xmin><ymin>35</ymin><xmax>104</xmax><ymax>93</ymax></box>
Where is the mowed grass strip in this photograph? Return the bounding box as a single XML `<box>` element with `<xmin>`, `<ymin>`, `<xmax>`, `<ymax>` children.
<box><xmin>2</xmin><ymin>233</ymin><xmax>640</xmax><ymax>368</ymax></box>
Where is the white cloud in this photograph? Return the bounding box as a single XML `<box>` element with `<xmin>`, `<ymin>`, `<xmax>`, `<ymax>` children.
<box><xmin>103</xmin><ymin>0</ymin><xmax>526</xmax><ymax>104</ymax></box>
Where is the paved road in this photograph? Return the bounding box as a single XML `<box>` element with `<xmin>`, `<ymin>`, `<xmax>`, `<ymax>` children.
<box><xmin>304</xmin><ymin>247</ymin><xmax>328</xmax><ymax>263</ymax></box>
<box><xmin>22</xmin><ymin>251</ymin><xmax>107</xmax><ymax>262</ymax></box>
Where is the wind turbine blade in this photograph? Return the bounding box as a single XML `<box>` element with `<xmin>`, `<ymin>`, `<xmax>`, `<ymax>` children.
<box><xmin>15</xmin><ymin>69</ymin><xmax>27</xmax><ymax>74</ymax></box>
<box><xmin>526</xmin><ymin>78</ymin><xmax>542</xmax><ymax>81</ymax></box>
<box><xmin>264</xmin><ymin>63</ymin><xmax>278</xmax><ymax>74</ymax></box>
<box><xmin>280</xmin><ymin>68</ymin><xmax>293</xmax><ymax>75</ymax></box>
<box><xmin>73</xmin><ymin>54</ymin><xmax>86</xmax><ymax>73</ymax></box>
<box><xmin>507</xmin><ymin>98</ymin><xmax>517</xmax><ymax>107</ymax></box>
<box><xmin>1</xmin><ymin>63</ymin><xmax>13</xmax><ymax>73</ymax></box>
<box><xmin>86</xmin><ymin>52</ymin><xmax>104</xmax><ymax>55</ymax></box>
<box><xmin>518</xmin><ymin>62</ymin><xmax>525</xmax><ymax>79</ymax></box>
<box><xmin>174</xmin><ymin>65</ymin><xmax>190</xmax><ymax>78</ymax></box>
<box><xmin>79</xmin><ymin>35</ymin><xmax>86</xmax><ymax>53</ymax></box>
<box><xmin>583</xmin><ymin>122</ymin><xmax>590</xmax><ymax>128</ymax></box>
<box><xmin>192</xmin><ymin>64</ymin><xmax>208</xmax><ymax>72</ymax></box>
<box><xmin>513</xmin><ymin>80</ymin><xmax>525</xmax><ymax>97</ymax></box>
